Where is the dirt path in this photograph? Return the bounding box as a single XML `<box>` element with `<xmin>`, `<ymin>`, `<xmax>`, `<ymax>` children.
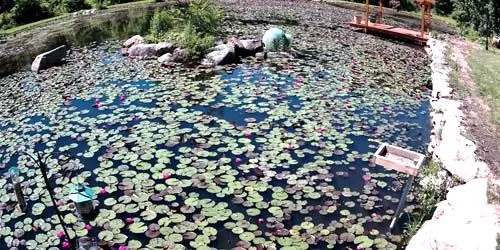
<box><xmin>449</xmin><ymin>37</ymin><xmax>500</xmax><ymax>200</ymax></box>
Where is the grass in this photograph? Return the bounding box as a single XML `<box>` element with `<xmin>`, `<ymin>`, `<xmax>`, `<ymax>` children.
<box><xmin>402</xmin><ymin>161</ymin><xmax>442</xmax><ymax>244</ymax></box>
<box><xmin>468</xmin><ymin>47</ymin><xmax>500</xmax><ymax>125</ymax></box>
<box><xmin>445</xmin><ymin>46</ymin><xmax>470</xmax><ymax>99</ymax></box>
<box><xmin>0</xmin><ymin>0</ymin><xmax>157</xmax><ymax>36</ymax></box>
<box><xmin>0</xmin><ymin>14</ymin><xmax>70</xmax><ymax>36</ymax></box>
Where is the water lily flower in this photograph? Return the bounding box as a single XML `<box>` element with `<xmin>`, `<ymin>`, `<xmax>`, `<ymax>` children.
<box><xmin>134</xmin><ymin>116</ymin><xmax>141</xmax><ymax>122</ymax></box>
<box><xmin>118</xmin><ymin>245</ymin><xmax>127</xmax><ymax>250</ymax></box>
<box><xmin>244</xmin><ymin>131</ymin><xmax>252</xmax><ymax>137</ymax></box>
<box><xmin>258</xmin><ymin>218</ymin><xmax>265</xmax><ymax>224</ymax></box>
<box><xmin>363</xmin><ymin>175</ymin><xmax>371</xmax><ymax>185</ymax></box>
<box><xmin>357</xmin><ymin>245</ymin><xmax>364</xmax><ymax>250</ymax></box>
<box><xmin>62</xmin><ymin>241</ymin><xmax>70</xmax><ymax>249</ymax></box>
<box><xmin>85</xmin><ymin>224</ymin><xmax>92</xmax><ymax>231</ymax></box>
<box><xmin>162</xmin><ymin>172</ymin><xmax>171</xmax><ymax>180</ymax></box>
<box><xmin>119</xmin><ymin>95</ymin><xmax>126</xmax><ymax>102</ymax></box>
<box><xmin>126</xmin><ymin>217</ymin><xmax>134</xmax><ymax>224</ymax></box>
<box><xmin>99</xmin><ymin>188</ymin><xmax>108</xmax><ymax>195</ymax></box>
<box><xmin>235</xmin><ymin>158</ymin><xmax>242</xmax><ymax>164</ymax></box>
<box><xmin>56</xmin><ymin>230</ymin><xmax>65</xmax><ymax>239</ymax></box>
<box><xmin>70</xmin><ymin>135</ymin><xmax>77</xmax><ymax>140</ymax></box>
<box><xmin>55</xmin><ymin>200</ymin><xmax>64</xmax><ymax>207</ymax></box>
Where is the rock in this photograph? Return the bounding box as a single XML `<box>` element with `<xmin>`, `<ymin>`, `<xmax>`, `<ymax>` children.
<box><xmin>123</xmin><ymin>35</ymin><xmax>144</xmax><ymax>48</ymax></box>
<box><xmin>492</xmin><ymin>36</ymin><xmax>500</xmax><ymax>48</ymax></box>
<box><xmin>202</xmin><ymin>44</ymin><xmax>236</xmax><ymax>66</ymax></box>
<box><xmin>31</xmin><ymin>45</ymin><xmax>68</xmax><ymax>73</ymax></box>
<box><xmin>407</xmin><ymin>179</ymin><xmax>499</xmax><ymax>250</ymax></box>
<box><xmin>155</xmin><ymin>42</ymin><xmax>178</xmax><ymax>56</ymax></box>
<box><xmin>234</xmin><ymin>39</ymin><xmax>263</xmax><ymax>57</ymax></box>
<box><xmin>128</xmin><ymin>43</ymin><xmax>176</xmax><ymax>59</ymax></box>
<box><xmin>158</xmin><ymin>48</ymin><xmax>186</xmax><ymax>64</ymax></box>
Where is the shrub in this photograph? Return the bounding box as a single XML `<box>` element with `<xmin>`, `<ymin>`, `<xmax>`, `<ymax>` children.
<box><xmin>146</xmin><ymin>0</ymin><xmax>222</xmax><ymax>59</ymax></box>
<box><xmin>148</xmin><ymin>8</ymin><xmax>179</xmax><ymax>42</ymax></box>
<box><xmin>43</xmin><ymin>0</ymin><xmax>89</xmax><ymax>14</ymax></box>
<box><xmin>0</xmin><ymin>12</ymin><xmax>14</xmax><ymax>30</ymax></box>
<box><xmin>184</xmin><ymin>0</ymin><xmax>223</xmax><ymax>35</ymax></box>
<box><xmin>175</xmin><ymin>22</ymin><xmax>215</xmax><ymax>58</ymax></box>
<box><xmin>85</xmin><ymin>0</ymin><xmax>106</xmax><ymax>10</ymax></box>
<box><xmin>0</xmin><ymin>0</ymin><xmax>15</xmax><ymax>13</ymax></box>
<box><xmin>11</xmin><ymin>0</ymin><xmax>52</xmax><ymax>25</ymax></box>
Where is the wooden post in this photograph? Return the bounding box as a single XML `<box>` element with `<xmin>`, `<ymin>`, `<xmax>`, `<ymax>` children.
<box><xmin>378</xmin><ymin>0</ymin><xmax>383</xmax><ymax>24</ymax></box>
<box><xmin>390</xmin><ymin>175</ymin><xmax>415</xmax><ymax>230</ymax></box>
<box><xmin>24</xmin><ymin>152</ymin><xmax>77</xmax><ymax>250</ymax></box>
<box><xmin>420</xmin><ymin>4</ymin><xmax>425</xmax><ymax>38</ymax></box>
<box><xmin>427</xmin><ymin>4</ymin><xmax>431</xmax><ymax>33</ymax></box>
<box><xmin>13</xmin><ymin>182</ymin><xmax>26</xmax><ymax>212</ymax></box>
<box><xmin>365</xmin><ymin>0</ymin><xmax>369</xmax><ymax>31</ymax></box>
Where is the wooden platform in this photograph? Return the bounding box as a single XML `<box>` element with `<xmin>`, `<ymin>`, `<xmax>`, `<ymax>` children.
<box><xmin>349</xmin><ymin>21</ymin><xmax>429</xmax><ymax>45</ymax></box>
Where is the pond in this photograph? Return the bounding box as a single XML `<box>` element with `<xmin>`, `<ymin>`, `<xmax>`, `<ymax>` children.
<box><xmin>0</xmin><ymin>4</ymin><xmax>431</xmax><ymax>249</ymax></box>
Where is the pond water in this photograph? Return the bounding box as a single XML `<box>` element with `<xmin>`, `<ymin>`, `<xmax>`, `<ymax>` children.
<box><xmin>0</xmin><ymin>22</ymin><xmax>430</xmax><ymax>250</ymax></box>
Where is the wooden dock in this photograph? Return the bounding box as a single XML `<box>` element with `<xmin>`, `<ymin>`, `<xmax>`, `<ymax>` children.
<box><xmin>349</xmin><ymin>21</ymin><xmax>429</xmax><ymax>45</ymax></box>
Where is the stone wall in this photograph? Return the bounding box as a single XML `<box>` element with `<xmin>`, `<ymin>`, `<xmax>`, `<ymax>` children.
<box><xmin>406</xmin><ymin>38</ymin><xmax>499</xmax><ymax>250</ymax></box>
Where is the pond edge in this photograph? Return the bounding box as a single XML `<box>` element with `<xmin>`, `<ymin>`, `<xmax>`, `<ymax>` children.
<box><xmin>406</xmin><ymin>38</ymin><xmax>498</xmax><ymax>250</ymax></box>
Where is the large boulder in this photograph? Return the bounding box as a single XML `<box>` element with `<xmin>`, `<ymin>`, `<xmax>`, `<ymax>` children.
<box><xmin>31</xmin><ymin>45</ymin><xmax>68</xmax><ymax>73</ymax></box>
<box><xmin>128</xmin><ymin>42</ymin><xmax>177</xmax><ymax>59</ymax></box>
<box><xmin>406</xmin><ymin>179</ymin><xmax>499</xmax><ymax>250</ymax></box>
<box><xmin>155</xmin><ymin>42</ymin><xmax>178</xmax><ymax>56</ymax></box>
<box><xmin>201</xmin><ymin>44</ymin><xmax>236</xmax><ymax>66</ymax></box>
<box><xmin>492</xmin><ymin>36</ymin><xmax>500</xmax><ymax>48</ymax></box>
<box><xmin>158</xmin><ymin>48</ymin><xmax>186</xmax><ymax>64</ymax></box>
<box><xmin>230</xmin><ymin>38</ymin><xmax>263</xmax><ymax>57</ymax></box>
<box><xmin>123</xmin><ymin>35</ymin><xmax>144</xmax><ymax>48</ymax></box>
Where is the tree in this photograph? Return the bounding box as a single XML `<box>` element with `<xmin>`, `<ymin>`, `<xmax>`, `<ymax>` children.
<box><xmin>10</xmin><ymin>0</ymin><xmax>51</xmax><ymax>25</ymax></box>
<box><xmin>435</xmin><ymin>0</ymin><xmax>454</xmax><ymax>15</ymax></box>
<box><xmin>0</xmin><ymin>0</ymin><xmax>15</xmax><ymax>13</ymax></box>
<box><xmin>453</xmin><ymin>0</ymin><xmax>499</xmax><ymax>48</ymax></box>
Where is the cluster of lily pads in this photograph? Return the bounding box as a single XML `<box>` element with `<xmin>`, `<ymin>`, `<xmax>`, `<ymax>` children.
<box><xmin>0</xmin><ymin>1</ymin><xmax>431</xmax><ymax>250</ymax></box>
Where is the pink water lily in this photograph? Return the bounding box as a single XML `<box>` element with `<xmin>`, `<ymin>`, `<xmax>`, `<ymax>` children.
<box><xmin>357</xmin><ymin>245</ymin><xmax>364</xmax><ymax>250</ymax></box>
<box><xmin>235</xmin><ymin>158</ymin><xmax>242</xmax><ymax>164</ymax></box>
<box><xmin>99</xmin><ymin>188</ymin><xmax>108</xmax><ymax>195</ymax></box>
<box><xmin>62</xmin><ymin>241</ymin><xmax>71</xmax><ymax>249</ymax></box>
<box><xmin>162</xmin><ymin>172</ymin><xmax>171</xmax><ymax>180</ymax></box>
<box><xmin>85</xmin><ymin>224</ymin><xmax>92</xmax><ymax>231</ymax></box>
<box><xmin>244</xmin><ymin>131</ymin><xmax>252</xmax><ymax>137</ymax></box>
<box><xmin>56</xmin><ymin>230</ymin><xmax>65</xmax><ymax>239</ymax></box>
<box><xmin>126</xmin><ymin>217</ymin><xmax>134</xmax><ymax>224</ymax></box>
<box><xmin>70</xmin><ymin>135</ymin><xmax>77</xmax><ymax>140</ymax></box>
<box><xmin>258</xmin><ymin>218</ymin><xmax>265</xmax><ymax>224</ymax></box>
<box><xmin>362</xmin><ymin>175</ymin><xmax>371</xmax><ymax>185</ymax></box>
<box><xmin>134</xmin><ymin>116</ymin><xmax>141</xmax><ymax>122</ymax></box>
<box><xmin>118</xmin><ymin>245</ymin><xmax>127</xmax><ymax>250</ymax></box>
<box><xmin>119</xmin><ymin>95</ymin><xmax>126</xmax><ymax>102</ymax></box>
<box><xmin>55</xmin><ymin>200</ymin><xmax>64</xmax><ymax>207</ymax></box>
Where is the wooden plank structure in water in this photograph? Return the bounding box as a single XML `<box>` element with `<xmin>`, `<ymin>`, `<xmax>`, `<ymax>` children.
<box><xmin>349</xmin><ymin>0</ymin><xmax>435</xmax><ymax>45</ymax></box>
<box><xmin>372</xmin><ymin>143</ymin><xmax>425</xmax><ymax>230</ymax></box>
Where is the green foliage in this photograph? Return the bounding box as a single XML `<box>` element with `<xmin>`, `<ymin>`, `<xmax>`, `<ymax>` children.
<box><xmin>43</xmin><ymin>0</ymin><xmax>89</xmax><ymax>14</ymax></box>
<box><xmin>175</xmin><ymin>22</ymin><xmax>215</xmax><ymax>58</ymax></box>
<box><xmin>148</xmin><ymin>8</ymin><xmax>179</xmax><ymax>42</ymax></box>
<box><xmin>10</xmin><ymin>0</ymin><xmax>51</xmax><ymax>25</ymax></box>
<box><xmin>147</xmin><ymin>0</ymin><xmax>222</xmax><ymax>59</ymax></box>
<box><xmin>184</xmin><ymin>0</ymin><xmax>222</xmax><ymax>35</ymax></box>
<box><xmin>452</xmin><ymin>0</ymin><xmax>500</xmax><ymax>35</ymax></box>
<box><xmin>435</xmin><ymin>0</ymin><xmax>454</xmax><ymax>15</ymax></box>
<box><xmin>85</xmin><ymin>0</ymin><xmax>106</xmax><ymax>10</ymax></box>
<box><xmin>0</xmin><ymin>11</ymin><xmax>13</xmax><ymax>29</ymax></box>
<box><xmin>0</xmin><ymin>0</ymin><xmax>14</xmax><ymax>13</ymax></box>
